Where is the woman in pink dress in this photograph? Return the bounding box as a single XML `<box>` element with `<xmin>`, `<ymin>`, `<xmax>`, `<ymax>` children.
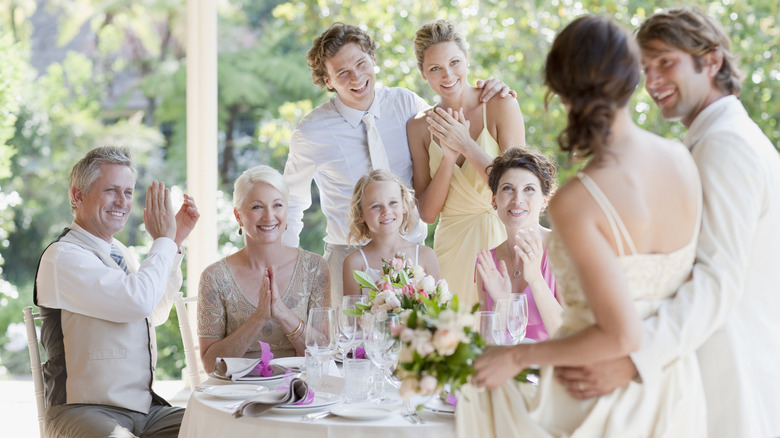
<box><xmin>476</xmin><ymin>148</ymin><xmax>562</xmax><ymax>340</ymax></box>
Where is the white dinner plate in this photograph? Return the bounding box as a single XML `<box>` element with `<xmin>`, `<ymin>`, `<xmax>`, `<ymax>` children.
<box><xmin>330</xmin><ymin>403</ymin><xmax>395</xmax><ymax>421</ymax></box>
<box><xmin>200</xmin><ymin>384</ymin><xmax>268</xmax><ymax>400</ymax></box>
<box><xmin>269</xmin><ymin>357</ymin><xmax>304</xmax><ymax>371</ymax></box>
<box><xmin>423</xmin><ymin>398</ymin><xmax>455</xmax><ymax>416</ymax></box>
<box><xmin>270</xmin><ymin>392</ymin><xmax>342</xmax><ymax>414</ymax></box>
<box><xmin>208</xmin><ymin>371</ymin><xmax>289</xmax><ymax>383</ymax></box>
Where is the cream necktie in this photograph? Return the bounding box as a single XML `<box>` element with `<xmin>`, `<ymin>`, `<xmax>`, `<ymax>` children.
<box><xmin>362</xmin><ymin>112</ymin><xmax>390</xmax><ymax>171</ymax></box>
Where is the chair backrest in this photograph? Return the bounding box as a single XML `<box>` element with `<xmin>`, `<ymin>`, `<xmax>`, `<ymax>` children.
<box><xmin>174</xmin><ymin>292</ymin><xmax>208</xmax><ymax>389</ymax></box>
<box><xmin>23</xmin><ymin>306</ymin><xmax>46</xmax><ymax>437</ymax></box>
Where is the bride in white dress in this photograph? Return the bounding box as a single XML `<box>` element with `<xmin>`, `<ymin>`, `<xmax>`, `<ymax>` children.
<box><xmin>456</xmin><ymin>15</ymin><xmax>707</xmax><ymax>437</ymax></box>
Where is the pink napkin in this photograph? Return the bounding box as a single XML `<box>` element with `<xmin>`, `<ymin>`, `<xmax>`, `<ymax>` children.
<box><xmin>252</xmin><ymin>341</ymin><xmax>275</xmax><ymax>377</ymax></box>
<box><xmin>348</xmin><ymin>346</ymin><xmax>366</xmax><ymax>359</ymax></box>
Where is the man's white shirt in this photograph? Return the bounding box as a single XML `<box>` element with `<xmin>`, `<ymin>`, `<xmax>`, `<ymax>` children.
<box><xmin>283</xmin><ymin>86</ymin><xmax>429</xmax><ymax>247</ymax></box>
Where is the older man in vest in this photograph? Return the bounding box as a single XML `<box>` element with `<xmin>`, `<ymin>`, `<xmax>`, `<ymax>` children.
<box><xmin>35</xmin><ymin>146</ymin><xmax>199</xmax><ymax>437</ymax></box>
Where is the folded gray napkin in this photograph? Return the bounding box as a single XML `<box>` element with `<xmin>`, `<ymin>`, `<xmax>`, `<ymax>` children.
<box><xmin>214</xmin><ymin>357</ymin><xmax>288</xmax><ymax>382</ymax></box>
<box><xmin>233</xmin><ymin>378</ymin><xmax>310</xmax><ymax>418</ymax></box>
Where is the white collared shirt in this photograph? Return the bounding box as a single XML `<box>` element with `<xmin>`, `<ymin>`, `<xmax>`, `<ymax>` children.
<box><xmin>283</xmin><ymin>86</ymin><xmax>429</xmax><ymax>246</ymax></box>
<box><xmin>36</xmin><ymin>222</ymin><xmax>183</xmax><ymax>325</ymax></box>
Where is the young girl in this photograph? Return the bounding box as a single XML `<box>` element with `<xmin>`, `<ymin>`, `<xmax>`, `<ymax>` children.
<box><xmin>342</xmin><ymin>169</ymin><xmax>440</xmax><ymax>296</ymax></box>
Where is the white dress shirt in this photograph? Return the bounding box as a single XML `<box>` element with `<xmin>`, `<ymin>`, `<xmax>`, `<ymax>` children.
<box><xmin>631</xmin><ymin>96</ymin><xmax>780</xmax><ymax>437</ymax></box>
<box><xmin>36</xmin><ymin>222</ymin><xmax>183</xmax><ymax>325</ymax></box>
<box><xmin>283</xmin><ymin>86</ymin><xmax>429</xmax><ymax>247</ymax></box>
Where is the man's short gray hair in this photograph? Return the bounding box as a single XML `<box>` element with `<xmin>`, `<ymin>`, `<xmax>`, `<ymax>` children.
<box><xmin>69</xmin><ymin>146</ymin><xmax>136</xmax><ymax>214</ymax></box>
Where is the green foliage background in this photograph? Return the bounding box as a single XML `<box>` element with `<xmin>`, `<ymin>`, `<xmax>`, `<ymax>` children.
<box><xmin>0</xmin><ymin>0</ymin><xmax>777</xmax><ymax>379</ymax></box>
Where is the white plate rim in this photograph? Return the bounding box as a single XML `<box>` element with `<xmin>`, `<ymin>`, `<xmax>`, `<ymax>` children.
<box><xmin>208</xmin><ymin>371</ymin><xmax>289</xmax><ymax>383</ymax></box>
<box><xmin>271</xmin><ymin>392</ymin><xmax>342</xmax><ymax>411</ymax></box>
<box><xmin>330</xmin><ymin>403</ymin><xmax>395</xmax><ymax>420</ymax></box>
<box><xmin>423</xmin><ymin>398</ymin><xmax>456</xmax><ymax>415</ymax></box>
<box><xmin>201</xmin><ymin>384</ymin><xmax>268</xmax><ymax>399</ymax></box>
<box><xmin>269</xmin><ymin>357</ymin><xmax>304</xmax><ymax>370</ymax></box>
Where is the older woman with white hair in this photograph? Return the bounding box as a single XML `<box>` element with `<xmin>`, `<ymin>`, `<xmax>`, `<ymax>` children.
<box><xmin>198</xmin><ymin>165</ymin><xmax>330</xmax><ymax>371</ymax></box>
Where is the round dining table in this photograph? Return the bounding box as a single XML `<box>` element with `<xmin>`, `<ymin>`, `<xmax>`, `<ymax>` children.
<box><xmin>178</xmin><ymin>376</ymin><xmax>455</xmax><ymax>438</ymax></box>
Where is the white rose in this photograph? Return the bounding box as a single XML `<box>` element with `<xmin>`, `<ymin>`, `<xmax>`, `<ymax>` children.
<box><xmin>437</xmin><ymin>279</ymin><xmax>452</xmax><ymax>302</ymax></box>
<box><xmin>400</xmin><ymin>327</ymin><xmax>415</xmax><ymax>343</ymax></box>
<box><xmin>384</xmin><ymin>292</ymin><xmax>402</xmax><ymax>309</ymax></box>
<box><xmin>432</xmin><ymin>327</ymin><xmax>461</xmax><ymax>356</ymax></box>
<box><xmin>419</xmin><ymin>375</ymin><xmax>438</xmax><ymax>395</ymax></box>
<box><xmin>420</xmin><ymin>275</ymin><xmax>437</xmax><ymax>294</ymax></box>
<box><xmin>413</xmin><ymin>329</ymin><xmax>434</xmax><ymax>356</ymax></box>
<box><xmin>412</xmin><ymin>265</ymin><xmax>426</xmax><ymax>279</ymax></box>
<box><xmin>438</xmin><ymin>309</ymin><xmax>457</xmax><ymax>326</ymax></box>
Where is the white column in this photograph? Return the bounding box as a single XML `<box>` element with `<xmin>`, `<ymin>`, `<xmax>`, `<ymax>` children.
<box><xmin>185</xmin><ymin>0</ymin><xmax>218</xmax><ymax>297</ymax></box>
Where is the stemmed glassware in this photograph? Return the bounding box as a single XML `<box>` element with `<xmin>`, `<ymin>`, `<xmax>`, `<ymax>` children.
<box><xmin>363</xmin><ymin>312</ymin><xmax>401</xmax><ymax>403</ymax></box>
<box><xmin>474</xmin><ymin>310</ymin><xmax>503</xmax><ymax>346</ymax></box>
<box><xmin>338</xmin><ymin>295</ymin><xmax>367</xmax><ymax>360</ymax></box>
<box><xmin>305</xmin><ymin>307</ymin><xmax>338</xmax><ymax>388</ymax></box>
<box><xmin>497</xmin><ymin>293</ymin><xmax>529</xmax><ymax>345</ymax></box>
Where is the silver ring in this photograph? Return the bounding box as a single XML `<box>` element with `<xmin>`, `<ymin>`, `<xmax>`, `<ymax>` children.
<box><xmin>577</xmin><ymin>381</ymin><xmax>585</xmax><ymax>392</ymax></box>
<box><xmin>527</xmin><ymin>250</ymin><xmax>534</xmax><ymax>255</ymax></box>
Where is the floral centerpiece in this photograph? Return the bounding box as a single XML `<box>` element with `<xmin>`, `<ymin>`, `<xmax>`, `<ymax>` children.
<box><xmin>351</xmin><ymin>253</ymin><xmax>485</xmax><ymax>402</ymax></box>
<box><xmin>351</xmin><ymin>253</ymin><xmax>453</xmax><ymax>317</ymax></box>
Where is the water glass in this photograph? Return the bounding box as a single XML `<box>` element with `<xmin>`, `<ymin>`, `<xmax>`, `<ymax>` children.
<box><xmin>363</xmin><ymin>313</ymin><xmax>401</xmax><ymax>402</ymax></box>
<box><xmin>305</xmin><ymin>307</ymin><xmax>337</xmax><ymax>388</ymax></box>
<box><xmin>342</xmin><ymin>358</ymin><xmax>372</xmax><ymax>403</ymax></box>
<box><xmin>474</xmin><ymin>310</ymin><xmax>502</xmax><ymax>346</ymax></box>
<box><xmin>501</xmin><ymin>294</ymin><xmax>528</xmax><ymax>344</ymax></box>
<box><xmin>339</xmin><ymin>295</ymin><xmax>367</xmax><ymax>358</ymax></box>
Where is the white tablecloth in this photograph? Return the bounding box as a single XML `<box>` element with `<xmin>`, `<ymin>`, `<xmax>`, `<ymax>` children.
<box><xmin>178</xmin><ymin>379</ymin><xmax>454</xmax><ymax>438</ymax></box>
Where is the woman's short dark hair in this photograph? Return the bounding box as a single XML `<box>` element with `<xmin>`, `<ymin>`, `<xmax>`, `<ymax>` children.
<box><xmin>487</xmin><ymin>147</ymin><xmax>558</xmax><ymax>197</ymax></box>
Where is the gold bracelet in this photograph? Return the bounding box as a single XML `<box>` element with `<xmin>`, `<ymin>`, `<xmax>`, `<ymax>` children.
<box><xmin>286</xmin><ymin>319</ymin><xmax>304</xmax><ymax>340</ymax></box>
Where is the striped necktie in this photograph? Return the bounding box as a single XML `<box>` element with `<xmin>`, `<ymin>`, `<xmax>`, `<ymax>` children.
<box><xmin>110</xmin><ymin>244</ymin><xmax>128</xmax><ymax>273</ymax></box>
<box><xmin>362</xmin><ymin>112</ymin><xmax>390</xmax><ymax>171</ymax></box>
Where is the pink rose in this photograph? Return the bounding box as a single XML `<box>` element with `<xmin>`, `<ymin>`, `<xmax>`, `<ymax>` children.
<box><xmin>419</xmin><ymin>375</ymin><xmax>438</xmax><ymax>395</ymax></box>
<box><xmin>402</xmin><ymin>284</ymin><xmax>415</xmax><ymax>297</ymax></box>
<box><xmin>391</xmin><ymin>257</ymin><xmax>405</xmax><ymax>271</ymax></box>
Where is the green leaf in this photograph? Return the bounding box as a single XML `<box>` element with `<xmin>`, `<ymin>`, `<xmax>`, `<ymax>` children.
<box><xmin>514</xmin><ymin>367</ymin><xmax>540</xmax><ymax>383</ymax></box>
<box><xmin>353</xmin><ymin>270</ymin><xmax>379</xmax><ymax>291</ymax></box>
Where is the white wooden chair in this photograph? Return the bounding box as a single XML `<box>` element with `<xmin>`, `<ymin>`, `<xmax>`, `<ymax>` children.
<box><xmin>23</xmin><ymin>306</ymin><xmax>46</xmax><ymax>437</ymax></box>
<box><xmin>174</xmin><ymin>292</ymin><xmax>208</xmax><ymax>390</ymax></box>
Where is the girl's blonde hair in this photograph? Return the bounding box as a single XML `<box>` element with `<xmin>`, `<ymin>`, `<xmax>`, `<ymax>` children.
<box><xmin>348</xmin><ymin>169</ymin><xmax>419</xmax><ymax>245</ymax></box>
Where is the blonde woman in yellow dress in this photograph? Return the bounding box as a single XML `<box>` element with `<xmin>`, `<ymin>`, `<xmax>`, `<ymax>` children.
<box><xmin>457</xmin><ymin>16</ymin><xmax>705</xmax><ymax>437</ymax></box>
<box><xmin>407</xmin><ymin>19</ymin><xmax>526</xmax><ymax>308</ymax></box>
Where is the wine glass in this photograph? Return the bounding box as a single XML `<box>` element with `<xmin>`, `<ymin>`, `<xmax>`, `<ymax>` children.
<box><xmin>500</xmin><ymin>294</ymin><xmax>528</xmax><ymax>344</ymax></box>
<box><xmin>305</xmin><ymin>307</ymin><xmax>338</xmax><ymax>388</ymax></box>
<box><xmin>474</xmin><ymin>310</ymin><xmax>502</xmax><ymax>346</ymax></box>
<box><xmin>363</xmin><ymin>312</ymin><xmax>402</xmax><ymax>402</ymax></box>
<box><xmin>338</xmin><ymin>295</ymin><xmax>367</xmax><ymax>360</ymax></box>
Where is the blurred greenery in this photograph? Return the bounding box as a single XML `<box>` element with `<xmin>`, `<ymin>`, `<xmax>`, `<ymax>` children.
<box><xmin>1</xmin><ymin>0</ymin><xmax>777</xmax><ymax>380</ymax></box>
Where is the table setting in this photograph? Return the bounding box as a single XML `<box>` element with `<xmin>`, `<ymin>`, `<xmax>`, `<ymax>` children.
<box><xmin>178</xmin><ymin>254</ymin><xmax>536</xmax><ymax>437</ymax></box>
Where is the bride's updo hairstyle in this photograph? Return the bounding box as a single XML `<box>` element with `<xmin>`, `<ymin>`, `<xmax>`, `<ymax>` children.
<box><xmin>543</xmin><ymin>15</ymin><xmax>640</xmax><ymax>158</ymax></box>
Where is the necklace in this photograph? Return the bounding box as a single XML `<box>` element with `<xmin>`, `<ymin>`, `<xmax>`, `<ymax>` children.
<box><xmin>513</xmin><ymin>269</ymin><xmax>522</xmax><ymax>278</ymax></box>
